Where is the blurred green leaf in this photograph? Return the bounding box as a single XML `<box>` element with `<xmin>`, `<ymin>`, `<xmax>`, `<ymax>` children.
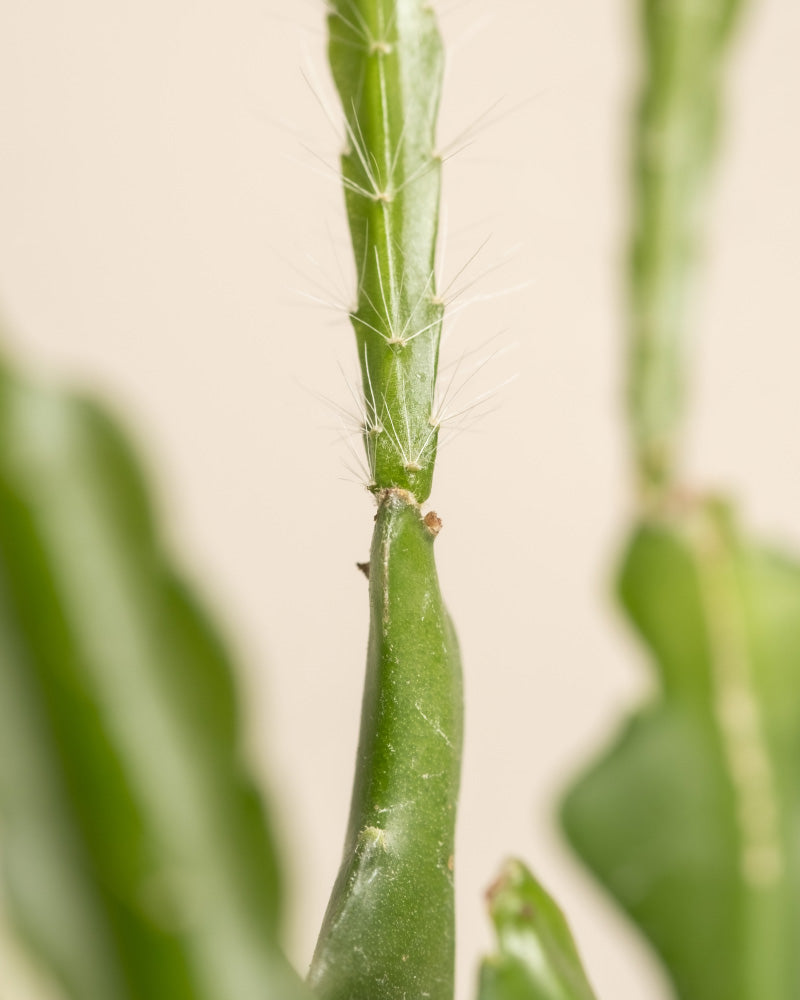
<box><xmin>477</xmin><ymin>859</ymin><xmax>598</xmax><ymax>1000</ymax></box>
<box><xmin>562</xmin><ymin>502</ymin><xmax>800</xmax><ymax>1000</ymax></box>
<box><xmin>0</xmin><ymin>367</ymin><xmax>309</xmax><ymax>1000</ymax></box>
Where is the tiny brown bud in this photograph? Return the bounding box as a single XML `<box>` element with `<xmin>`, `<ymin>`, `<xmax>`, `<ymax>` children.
<box><xmin>423</xmin><ymin>510</ymin><xmax>442</xmax><ymax>536</ymax></box>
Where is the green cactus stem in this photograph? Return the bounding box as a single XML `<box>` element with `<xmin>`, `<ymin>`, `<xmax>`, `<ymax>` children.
<box><xmin>309</xmin><ymin>489</ymin><xmax>462</xmax><ymax>1000</ymax></box>
<box><xmin>477</xmin><ymin>859</ymin><xmax>599</xmax><ymax>1000</ymax></box>
<box><xmin>562</xmin><ymin>504</ymin><xmax>800</xmax><ymax>1000</ymax></box>
<box><xmin>308</xmin><ymin>3</ymin><xmax>463</xmax><ymax>997</ymax></box>
<box><xmin>327</xmin><ymin>0</ymin><xmax>445</xmax><ymax>502</ymax></box>
<box><xmin>0</xmin><ymin>364</ymin><xmax>310</xmax><ymax>1000</ymax></box>
<box><xmin>561</xmin><ymin>1</ymin><xmax>800</xmax><ymax>997</ymax></box>
<box><xmin>627</xmin><ymin>0</ymin><xmax>746</xmax><ymax>500</ymax></box>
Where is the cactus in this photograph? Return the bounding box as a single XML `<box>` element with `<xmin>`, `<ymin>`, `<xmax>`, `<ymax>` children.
<box><xmin>308</xmin><ymin>490</ymin><xmax>462</xmax><ymax>1000</ymax></box>
<box><xmin>477</xmin><ymin>860</ymin><xmax>598</xmax><ymax>1000</ymax></box>
<box><xmin>0</xmin><ymin>362</ymin><xmax>311</xmax><ymax>1000</ymax></box>
<box><xmin>561</xmin><ymin>2</ymin><xmax>800</xmax><ymax>998</ymax></box>
<box><xmin>626</xmin><ymin>0</ymin><xmax>747</xmax><ymax>499</ymax></box>
<box><xmin>325</xmin><ymin>0</ymin><xmax>445</xmax><ymax>502</ymax></box>
<box><xmin>307</xmin><ymin>3</ymin><xmax>460</xmax><ymax>998</ymax></box>
<box><xmin>0</xmin><ymin>3</ymin><xmax>600</xmax><ymax>1000</ymax></box>
<box><xmin>309</xmin><ymin>3</ymin><xmax>601</xmax><ymax>1000</ymax></box>
<box><xmin>563</xmin><ymin>504</ymin><xmax>800</xmax><ymax>1000</ymax></box>
<box><xmin>13</xmin><ymin>1</ymin><xmax>797</xmax><ymax>999</ymax></box>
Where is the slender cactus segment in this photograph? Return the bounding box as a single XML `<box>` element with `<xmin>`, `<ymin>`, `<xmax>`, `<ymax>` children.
<box><xmin>564</xmin><ymin>0</ymin><xmax>800</xmax><ymax>995</ymax></box>
<box><xmin>309</xmin><ymin>489</ymin><xmax>463</xmax><ymax>1000</ymax></box>
<box><xmin>0</xmin><ymin>368</ymin><xmax>311</xmax><ymax>1000</ymax></box>
<box><xmin>627</xmin><ymin>0</ymin><xmax>746</xmax><ymax>499</ymax></box>
<box><xmin>476</xmin><ymin>859</ymin><xmax>599</xmax><ymax>1000</ymax></box>
<box><xmin>327</xmin><ymin>0</ymin><xmax>445</xmax><ymax>502</ymax></box>
<box><xmin>311</xmin><ymin>3</ymin><xmax>462</xmax><ymax>997</ymax></box>
<box><xmin>562</xmin><ymin>503</ymin><xmax>800</xmax><ymax>1000</ymax></box>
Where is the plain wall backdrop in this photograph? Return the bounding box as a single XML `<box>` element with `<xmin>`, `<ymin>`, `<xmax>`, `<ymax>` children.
<box><xmin>0</xmin><ymin>1</ymin><xmax>798</xmax><ymax>998</ymax></box>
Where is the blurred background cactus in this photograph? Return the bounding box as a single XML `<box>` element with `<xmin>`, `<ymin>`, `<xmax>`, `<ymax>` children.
<box><xmin>0</xmin><ymin>1</ymin><xmax>797</xmax><ymax>999</ymax></box>
<box><xmin>562</xmin><ymin>4</ymin><xmax>800</xmax><ymax>1000</ymax></box>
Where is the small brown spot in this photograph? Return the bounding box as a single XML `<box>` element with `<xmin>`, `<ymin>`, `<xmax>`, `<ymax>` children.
<box><xmin>447</xmin><ymin>854</ymin><xmax>455</xmax><ymax>872</ymax></box>
<box><xmin>485</xmin><ymin>873</ymin><xmax>507</xmax><ymax>904</ymax></box>
<box><xmin>423</xmin><ymin>510</ymin><xmax>442</xmax><ymax>536</ymax></box>
<box><xmin>356</xmin><ymin>561</ymin><xmax>370</xmax><ymax>580</ymax></box>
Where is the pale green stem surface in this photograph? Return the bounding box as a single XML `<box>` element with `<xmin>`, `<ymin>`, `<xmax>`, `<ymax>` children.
<box><xmin>627</xmin><ymin>0</ymin><xmax>745</xmax><ymax>500</ymax></box>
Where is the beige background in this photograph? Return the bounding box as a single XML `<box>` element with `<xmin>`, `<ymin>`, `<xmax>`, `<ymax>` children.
<box><xmin>0</xmin><ymin>1</ymin><xmax>798</xmax><ymax>998</ymax></box>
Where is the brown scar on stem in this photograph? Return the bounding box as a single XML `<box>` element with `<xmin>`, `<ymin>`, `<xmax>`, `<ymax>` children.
<box><xmin>423</xmin><ymin>510</ymin><xmax>442</xmax><ymax>536</ymax></box>
<box><xmin>375</xmin><ymin>486</ymin><xmax>419</xmax><ymax>512</ymax></box>
<box><xmin>356</xmin><ymin>561</ymin><xmax>370</xmax><ymax>579</ymax></box>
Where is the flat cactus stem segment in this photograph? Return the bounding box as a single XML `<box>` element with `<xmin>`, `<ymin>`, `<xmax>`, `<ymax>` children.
<box><xmin>562</xmin><ymin>503</ymin><xmax>800</xmax><ymax>1000</ymax></box>
<box><xmin>627</xmin><ymin>0</ymin><xmax>746</xmax><ymax>497</ymax></box>
<box><xmin>308</xmin><ymin>489</ymin><xmax>463</xmax><ymax>1000</ymax></box>
<box><xmin>328</xmin><ymin>0</ymin><xmax>444</xmax><ymax>502</ymax></box>
<box><xmin>0</xmin><ymin>370</ymin><xmax>310</xmax><ymax>1000</ymax></box>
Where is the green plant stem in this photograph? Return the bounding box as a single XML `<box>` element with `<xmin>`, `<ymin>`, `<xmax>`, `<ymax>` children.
<box><xmin>309</xmin><ymin>489</ymin><xmax>462</xmax><ymax>1000</ymax></box>
<box><xmin>559</xmin><ymin>4</ymin><xmax>800</xmax><ymax>998</ymax></box>
<box><xmin>310</xmin><ymin>3</ymin><xmax>462</xmax><ymax>998</ymax></box>
<box><xmin>627</xmin><ymin>0</ymin><xmax>745</xmax><ymax>502</ymax></box>
<box><xmin>327</xmin><ymin>0</ymin><xmax>444</xmax><ymax>502</ymax></box>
